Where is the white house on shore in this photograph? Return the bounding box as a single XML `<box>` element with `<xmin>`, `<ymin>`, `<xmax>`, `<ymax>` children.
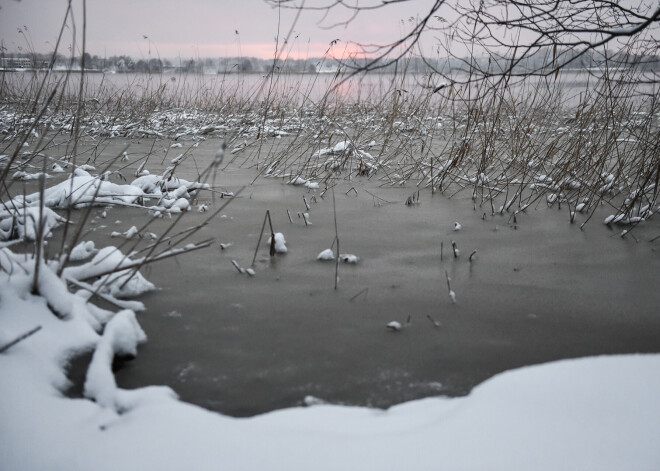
<box><xmin>1</xmin><ymin>57</ymin><xmax>33</xmax><ymax>69</ymax></box>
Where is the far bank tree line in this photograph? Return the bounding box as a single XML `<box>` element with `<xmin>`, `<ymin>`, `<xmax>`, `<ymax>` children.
<box><xmin>2</xmin><ymin>48</ymin><xmax>659</xmax><ymax>74</ymax></box>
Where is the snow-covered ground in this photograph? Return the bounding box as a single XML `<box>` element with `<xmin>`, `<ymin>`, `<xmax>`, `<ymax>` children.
<box><xmin>1</xmin><ymin>250</ymin><xmax>659</xmax><ymax>470</ymax></box>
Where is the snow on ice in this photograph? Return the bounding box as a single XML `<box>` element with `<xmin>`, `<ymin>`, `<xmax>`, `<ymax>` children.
<box><xmin>317</xmin><ymin>248</ymin><xmax>335</xmax><ymax>261</ymax></box>
<box><xmin>268</xmin><ymin>232</ymin><xmax>288</xmax><ymax>253</ymax></box>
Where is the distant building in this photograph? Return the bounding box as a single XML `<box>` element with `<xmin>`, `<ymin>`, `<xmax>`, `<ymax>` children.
<box><xmin>317</xmin><ymin>62</ymin><xmax>339</xmax><ymax>74</ymax></box>
<box><xmin>1</xmin><ymin>57</ymin><xmax>33</xmax><ymax>69</ymax></box>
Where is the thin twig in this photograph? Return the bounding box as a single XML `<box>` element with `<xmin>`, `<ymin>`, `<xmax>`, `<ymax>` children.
<box><xmin>0</xmin><ymin>326</ymin><xmax>42</xmax><ymax>354</ymax></box>
<box><xmin>349</xmin><ymin>287</ymin><xmax>369</xmax><ymax>302</ymax></box>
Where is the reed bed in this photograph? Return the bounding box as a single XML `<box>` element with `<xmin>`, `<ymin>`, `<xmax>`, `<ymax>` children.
<box><xmin>2</xmin><ymin>55</ymin><xmax>659</xmax><ymax>240</ymax></box>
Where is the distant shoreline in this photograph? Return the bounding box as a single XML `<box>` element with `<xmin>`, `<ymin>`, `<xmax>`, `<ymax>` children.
<box><xmin>0</xmin><ymin>67</ymin><xmax>641</xmax><ymax>75</ymax></box>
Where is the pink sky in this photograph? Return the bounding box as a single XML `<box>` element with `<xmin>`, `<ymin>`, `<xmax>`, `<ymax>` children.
<box><xmin>0</xmin><ymin>0</ymin><xmax>434</xmax><ymax>59</ymax></box>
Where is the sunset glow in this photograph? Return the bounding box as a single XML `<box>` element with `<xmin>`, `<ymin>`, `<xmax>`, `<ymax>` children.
<box><xmin>0</xmin><ymin>0</ymin><xmax>425</xmax><ymax>60</ymax></box>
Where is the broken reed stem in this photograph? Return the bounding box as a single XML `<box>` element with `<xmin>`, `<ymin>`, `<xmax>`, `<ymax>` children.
<box><xmin>67</xmin><ymin>278</ymin><xmax>141</xmax><ymax>310</ymax></box>
<box><xmin>445</xmin><ymin>269</ymin><xmax>456</xmax><ymax>303</ymax></box>
<box><xmin>451</xmin><ymin>240</ymin><xmax>459</xmax><ymax>258</ymax></box>
<box><xmin>349</xmin><ymin>287</ymin><xmax>369</xmax><ymax>302</ymax></box>
<box><xmin>266</xmin><ymin>210</ymin><xmax>276</xmax><ymax>256</ymax></box>
<box><xmin>287</xmin><ymin>209</ymin><xmax>293</xmax><ymax>223</ymax></box>
<box><xmin>250</xmin><ymin>210</ymin><xmax>275</xmax><ymax>267</ymax></box>
<box><xmin>469</xmin><ymin>249</ymin><xmax>477</xmax><ymax>262</ymax></box>
<box><xmin>231</xmin><ymin>259</ymin><xmax>243</xmax><ymax>273</ymax></box>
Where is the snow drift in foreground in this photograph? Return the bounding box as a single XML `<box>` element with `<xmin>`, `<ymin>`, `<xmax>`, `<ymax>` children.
<box><xmin>1</xmin><ymin>250</ymin><xmax>659</xmax><ymax>471</ymax></box>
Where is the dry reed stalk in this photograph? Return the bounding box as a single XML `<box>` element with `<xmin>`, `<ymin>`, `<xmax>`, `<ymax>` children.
<box><xmin>251</xmin><ymin>209</ymin><xmax>276</xmax><ymax>267</ymax></box>
<box><xmin>0</xmin><ymin>326</ymin><xmax>42</xmax><ymax>354</ymax></box>
<box><xmin>333</xmin><ymin>189</ymin><xmax>339</xmax><ymax>290</ymax></box>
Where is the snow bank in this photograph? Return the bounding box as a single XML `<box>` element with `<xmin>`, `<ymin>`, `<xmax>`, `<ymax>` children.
<box><xmin>2</xmin><ymin>306</ymin><xmax>659</xmax><ymax>471</ymax></box>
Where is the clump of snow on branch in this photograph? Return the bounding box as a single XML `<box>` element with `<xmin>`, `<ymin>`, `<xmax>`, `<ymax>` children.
<box><xmin>64</xmin><ymin>246</ymin><xmax>155</xmax><ymax>299</ymax></box>
<box><xmin>0</xmin><ymin>206</ymin><xmax>65</xmax><ymax>241</ymax></box>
